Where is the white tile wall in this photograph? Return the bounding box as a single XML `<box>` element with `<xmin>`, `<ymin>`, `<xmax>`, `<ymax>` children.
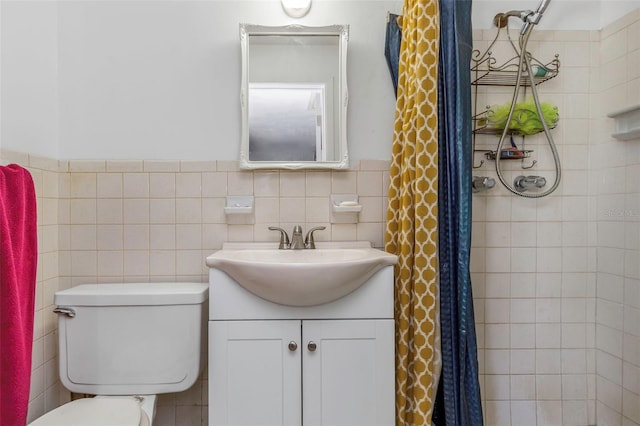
<box><xmin>1</xmin><ymin>151</ymin><xmax>389</xmax><ymax>425</ymax></box>
<box><xmin>594</xmin><ymin>10</ymin><xmax>640</xmax><ymax>426</ymax></box>
<box><xmin>469</xmin><ymin>12</ymin><xmax>638</xmax><ymax>425</ymax></box>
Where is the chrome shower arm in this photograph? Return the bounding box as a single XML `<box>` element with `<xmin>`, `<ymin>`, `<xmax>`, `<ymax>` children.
<box><xmin>503</xmin><ymin>9</ymin><xmax>534</xmax><ymax>21</ymax></box>
<box><xmin>494</xmin><ymin>9</ymin><xmax>533</xmax><ymax>28</ymax></box>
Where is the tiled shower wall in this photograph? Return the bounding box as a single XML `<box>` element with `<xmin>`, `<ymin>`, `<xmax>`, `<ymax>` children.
<box><xmin>592</xmin><ymin>11</ymin><xmax>640</xmax><ymax>426</ymax></box>
<box><xmin>470</xmin><ymin>11</ymin><xmax>640</xmax><ymax>425</ymax></box>
<box><xmin>471</xmin><ymin>28</ymin><xmax>598</xmax><ymax>426</ymax></box>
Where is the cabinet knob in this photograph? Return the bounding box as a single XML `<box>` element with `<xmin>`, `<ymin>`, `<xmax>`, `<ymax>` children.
<box><xmin>288</xmin><ymin>341</ymin><xmax>298</xmax><ymax>351</ymax></box>
<box><xmin>307</xmin><ymin>341</ymin><xmax>317</xmax><ymax>352</ymax></box>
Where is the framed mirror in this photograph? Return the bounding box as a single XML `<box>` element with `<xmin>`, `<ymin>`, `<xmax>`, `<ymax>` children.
<box><xmin>239</xmin><ymin>24</ymin><xmax>349</xmax><ymax>170</ymax></box>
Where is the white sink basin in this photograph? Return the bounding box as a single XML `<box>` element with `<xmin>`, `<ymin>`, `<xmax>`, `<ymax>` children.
<box><xmin>206</xmin><ymin>242</ymin><xmax>398</xmax><ymax>306</ymax></box>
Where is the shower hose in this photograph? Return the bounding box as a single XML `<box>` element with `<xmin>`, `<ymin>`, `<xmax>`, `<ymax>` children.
<box><xmin>494</xmin><ymin>15</ymin><xmax>562</xmax><ymax>198</ymax></box>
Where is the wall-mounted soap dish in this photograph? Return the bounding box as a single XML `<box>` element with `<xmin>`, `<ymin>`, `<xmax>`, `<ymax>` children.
<box><xmin>331</xmin><ymin>194</ymin><xmax>362</xmax><ymax>213</ymax></box>
<box><xmin>224</xmin><ymin>196</ymin><xmax>254</xmax><ymax>215</ymax></box>
<box><xmin>331</xmin><ymin>194</ymin><xmax>362</xmax><ymax>223</ymax></box>
<box><xmin>608</xmin><ymin>104</ymin><xmax>640</xmax><ymax>141</ymax></box>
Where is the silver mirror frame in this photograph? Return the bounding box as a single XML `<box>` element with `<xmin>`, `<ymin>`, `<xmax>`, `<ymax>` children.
<box><xmin>239</xmin><ymin>24</ymin><xmax>349</xmax><ymax>170</ymax></box>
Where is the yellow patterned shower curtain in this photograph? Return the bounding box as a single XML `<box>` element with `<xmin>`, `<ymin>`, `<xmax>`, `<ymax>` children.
<box><xmin>384</xmin><ymin>0</ymin><xmax>440</xmax><ymax>425</ymax></box>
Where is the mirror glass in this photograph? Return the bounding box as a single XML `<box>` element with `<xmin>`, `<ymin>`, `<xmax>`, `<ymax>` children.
<box><xmin>240</xmin><ymin>24</ymin><xmax>349</xmax><ymax>170</ymax></box>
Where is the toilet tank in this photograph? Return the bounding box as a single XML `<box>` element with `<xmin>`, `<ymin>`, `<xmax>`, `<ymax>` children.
<box><xmin>54</xmin><ymin>282</ymin><xmax>208</xmax><ymax>395</ymax></box>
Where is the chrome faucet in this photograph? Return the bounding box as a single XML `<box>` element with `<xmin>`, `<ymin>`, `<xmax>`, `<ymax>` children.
<box><xmin>269</xmin><ymin>225</ymin><xmax>326</xmax><ymax>249</ymax></box>
<box><xmin>290</xmin><ymin>225</ymin><xmax>304</xmax><ymax>250</ymax></box>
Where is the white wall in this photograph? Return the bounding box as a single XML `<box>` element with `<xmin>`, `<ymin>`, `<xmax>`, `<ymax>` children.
<box><xmin>1</xmin><ymin>1</ymin><xmax>59</xmax><ymax>159</ymax></box>
<box><xmin>3</xmin><ymin>0</ymin><xmax>639</xmax><ymax>163</ymax></box>
<box><xmin>2</xmin><ymin>0</ymin><xmax>404</xmax><ymax>162</ymax></box>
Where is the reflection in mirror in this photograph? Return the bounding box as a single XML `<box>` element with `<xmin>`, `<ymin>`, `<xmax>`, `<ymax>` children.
<box><xmin>249</xmin><ymin>84</ymin><xmax>326</xmax><ymax>162</ymax></box>
<box><xmin>239</xmin><ymin>24</ymin><xmax>349</xmax><ymax>170</ymax></box>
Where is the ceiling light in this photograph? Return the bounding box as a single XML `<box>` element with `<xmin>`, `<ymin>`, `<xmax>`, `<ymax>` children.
<box><xmin>281</xmin><ymin>0</ymin><xmax>311</xmax><ymax>18</ymax></box>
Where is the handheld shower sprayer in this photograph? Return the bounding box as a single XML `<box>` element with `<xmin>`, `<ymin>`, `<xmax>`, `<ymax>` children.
<box><xmin>529</xmin><ymin>0</ymin><xmax>551</xmax><ymax>25</ymax></box>
<box><xmin>491</xmin><ymin>0</ymin><xmax>562</xmax><ymax>198</ymax></box>
<box><xmin>493</xmin><ymin>0</ymin><xmax>551</xmax><ymax>33</ymax></box>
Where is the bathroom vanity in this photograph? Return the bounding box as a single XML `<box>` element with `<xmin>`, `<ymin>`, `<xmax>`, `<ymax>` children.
<box><xmin>207</xmin><ymin>242</ymin><xmax>396</xmax><ymax>426</ymax></box>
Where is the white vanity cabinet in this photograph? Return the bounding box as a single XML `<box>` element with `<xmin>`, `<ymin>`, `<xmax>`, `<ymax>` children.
<box><xmin>210</xmin><ymin>319</ymin><xmax>393</xmax><ymax>426</ymax></box>
<box><xmin>301</xmin><ymin>319</ymin><xmax>394</xmax><ymax>426</ymax></box>
<box><xmin>208</xmin><ymin>264</ymin><xmax>395</xmax><ymax>426</ymax></box>
<box><xmin>209</xmin><ymin>320</ymin><xmax>302</xmax><ymax>425</ymax></box>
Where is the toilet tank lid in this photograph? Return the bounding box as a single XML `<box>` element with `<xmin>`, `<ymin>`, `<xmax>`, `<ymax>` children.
<box><xmin>54</xmin><ymin>282</ymin><xmax>209</xmax><ymax>306</ymax></box>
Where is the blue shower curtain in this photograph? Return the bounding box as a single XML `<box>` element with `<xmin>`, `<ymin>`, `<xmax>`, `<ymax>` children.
<box><xmin>385</xmin><ymin>1</ymin><xmax>483</xmax><ymax>424</ymax></box>
<box><xmin>432</xmin><ymin>0</ymin><xmax>483</xmax><ymax>425</ymax></box>
<box><xmin>384</xmin><ymin>13</ymin><xmax>402</xmax><ymax>97</ymax></box>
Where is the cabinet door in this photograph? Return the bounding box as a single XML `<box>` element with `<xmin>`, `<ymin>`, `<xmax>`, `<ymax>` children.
<box><xmin>302</xmin><ymin>319</ymin><xmax>395</xmax><ymax>426</ymax></box>
<box><xmin>209</xmin><ymin>320</ymin><xmax>302</xmax><ymax>426</ymax></box>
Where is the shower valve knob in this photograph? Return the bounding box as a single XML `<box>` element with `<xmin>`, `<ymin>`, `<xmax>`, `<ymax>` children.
<box><xmin>514</xmin><ymin>175</ymin><xmax>547</xmax><ymax>192</ymax></box>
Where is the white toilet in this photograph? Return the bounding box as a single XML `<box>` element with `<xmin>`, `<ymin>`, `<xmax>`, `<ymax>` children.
<box><xmin>30</xmin><ymin>282</ymin><xmax>208</xmax><ymax>426</ymax></box>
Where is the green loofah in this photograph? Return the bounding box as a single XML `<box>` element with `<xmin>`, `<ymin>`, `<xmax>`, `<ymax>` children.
<box><xmin>487</xmin><ymin>98</ymin><xmax>559</xmax><ymax>135</ymax></box>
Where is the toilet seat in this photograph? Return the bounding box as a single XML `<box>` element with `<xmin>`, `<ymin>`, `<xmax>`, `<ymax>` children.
<box><xmin>29</xmin><ymin>397</ymin><xmax>143</xmax><ymax>426</ymax></box>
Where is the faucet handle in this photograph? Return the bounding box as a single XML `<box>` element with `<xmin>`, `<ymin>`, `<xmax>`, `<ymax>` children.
<box><xmin>304</xmin><ymin>226</ymin><xmax>326</xmax><ymax>249</ymax></box>
<box><xmin>268</xmin><ymin>226</ymin><xmax>290</xmax><ymax>249</ymax></box>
